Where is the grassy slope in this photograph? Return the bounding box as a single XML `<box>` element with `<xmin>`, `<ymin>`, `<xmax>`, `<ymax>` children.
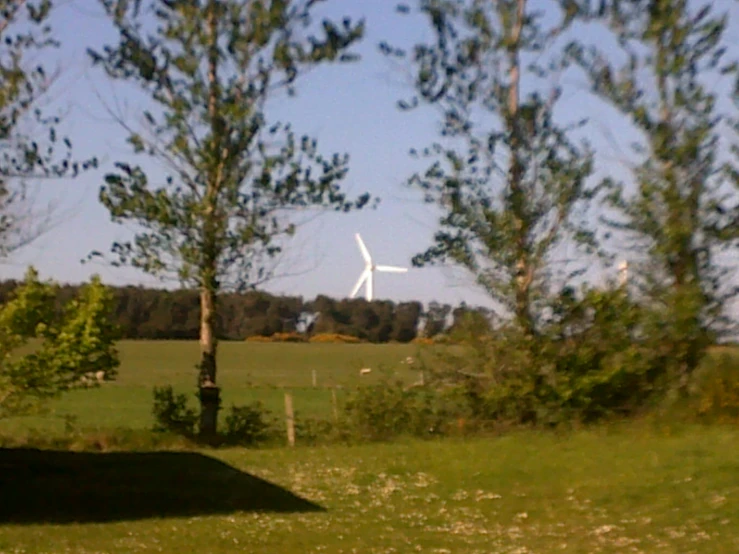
<box><xmin>0</xmin><ymin>341</ymin><xmax>422</xmax><ymax>434</ymax></box>
<box><xmin>0</xmin><ymin>425</ymin><xmax>737</xmax><ymax>553</ymax></box>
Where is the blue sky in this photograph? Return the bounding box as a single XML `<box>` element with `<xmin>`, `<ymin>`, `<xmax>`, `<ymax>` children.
<box><xmin>3</xmin><ymin>0</ymin><xmax>738</xmax><ymax>314</ymax></box>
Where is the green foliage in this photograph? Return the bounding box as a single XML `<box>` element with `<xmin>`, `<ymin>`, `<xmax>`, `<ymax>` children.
<box><xmin>151</xmin><ymin>386</ymin><xmax>197</xmax><ymax>436</ymax></box>
<box><xmin>343</xmin><ymin>376</ymin><xmax>462</xmax><ymax>441</ymax></box>
<box><xmin>0</xmin><ymin>267</ymin><xmax>120</xmax><ymax>418</ymax></box>
<box><xmin>539</xmin><ymin>288</ymin><xmax>667</xmax><ymax>422</ymax></box>
<box><xmin>0</xmin><ymin>280</ymin><xmax>428</xmax><ymax>342</ymax></box>
<box><xmin>386</xmin><ymin>0</ymin><xmax>596</xmax><ymax>335</ymax></box>
<box><xmin>223</xmin><ymin>401</ymin><xmax>278</xmax><ymax>446</ymax></box>
<box><xmin>88</xmin><ymin>1</ymin><xmax>370</xmax><ymax>289</ymax></box>
<box><xmin>421</xmin><ymin>286</ymin><xmax>676</xmax><ymax>426</ymax></box>
<box><xmin>89</xmin><ymin>0</ymin><xmax>372</xmax><ymax>434</ymax></box>
<box><xmin>0</xmin><ymin>0</ymin><xmax>97</xmax><ymax>254</ymax></box>
<box><xmin>694</xmin><ymin>353</ymin><xmax>739</xmax><ymax>424</ymax></box>
<box><xmin>568</xmin><ymin>0</ymin><xmax>739</xmax><ymax>390</ymax></box>
<box><xmin>292</xmin><ymin>412</ymin><xmax>339</xmax><ymax>445</ymax></box>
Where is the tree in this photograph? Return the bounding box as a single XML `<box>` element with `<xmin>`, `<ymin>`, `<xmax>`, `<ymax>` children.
<box><xmin>0</xmin><ymin>0</ymin><xmax>96</xmax><ymax>254</ymax></box>
<box><xmin>391</xmin><ymin>301</ymin><xmax>422</xmax><ymax>342</ymax></box>
<box><xmin>569</xmin><ymin>0</ymin><xmax>739</xmax><ymax>393</ymax></box>
<box><xmin>421</xmin><ymin>301</ymin><xmax>451</xmax><ymax>338</ymax></box>
<box><xmin>309</xmin><ymin>294</ymin><xmax>341</xmax><ymax>334</ymax></box>
<box><xmin>384</xmin><ymin>0</ymin><xmax>595</xmax><ymax>336</ymax></box>
<box><xmin>0</xmin><ymin>267</ymin><xmax>120</xmax><ymax>418</ymax></box>
<box><xmin>89</xmin><ymin>0</ymin><xmax>369</xmax><ymax>436</ymax></box>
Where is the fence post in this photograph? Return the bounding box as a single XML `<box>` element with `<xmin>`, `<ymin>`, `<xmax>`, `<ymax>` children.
<box><xmin>284</xmin><ymin>392</ymin><xmax>295</xmax><ymax>447</ymax></box>
<box><xmin>331</xmin><ymin>387</ymin><xmax>339</xmax><ymax>423</ymax></box>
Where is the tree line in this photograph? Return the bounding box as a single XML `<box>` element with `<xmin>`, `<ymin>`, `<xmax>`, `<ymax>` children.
<box><xmin>0</xmin><ymin>279</ymin><xmax>482</xmax><ymax>342</ymax></box>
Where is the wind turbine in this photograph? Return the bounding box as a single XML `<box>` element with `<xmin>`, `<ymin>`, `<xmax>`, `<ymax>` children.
<box><xmin>349</xmin><ymin>233</ymin><xmax>408</xmax><ymax>302</ymax></box>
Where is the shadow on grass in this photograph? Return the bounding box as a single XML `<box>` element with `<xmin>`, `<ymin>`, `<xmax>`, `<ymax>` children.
<box><xmin>0</xmin><ymin>448</ymin><xmax>324</xmax><ymax>524</ymax></box>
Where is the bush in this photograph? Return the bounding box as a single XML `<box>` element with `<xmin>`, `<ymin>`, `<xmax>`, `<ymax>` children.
<box><xmin>223</xmin><ymin>402</ymin><xmax>279</xmax><ymax>445</ymax></box>
<box><xmin>152</xmin><ymin>386</ymin><xmax>198</xmax><ymax>436</ymax></box>
<box><xmin>695</xmin><ymin>353</ymin><xmax>739</xmax><ymax>424</ymax></box>
<box><xmin>343</xmin><ymin>377</ymin><xmax>464</xmax><ymax>441</ymax></box>
<box><xmin>0</xmin><ymin>267</ymin><xmax>120</xmax><ymax>418</ymax></box>
<box><xmin>294</xmin><ymin>412</ymin><xmax>342</xmax><ymax>444</ymax></box>
<box><xmin>270</xmin><ymin>332</ymin><xmax>306</xmax><ymax>342</ymax></box>
<box><xmin>309</xmin><ymin>333</ymin><xmax>363</xmax><ymax>344</ymax></box>
<box><xmin>411</xmin><ymin>337</ymin><xmax>435</xmax><ymax>346</ymax></box>
<box><xmin>420</xmin><ymin>287</ymin><xmax>671</xmax><ymax>427</ymax></box>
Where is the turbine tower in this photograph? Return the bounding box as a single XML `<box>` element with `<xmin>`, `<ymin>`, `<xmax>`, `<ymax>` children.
<box><xmin>618</xmin><ymin>260</ymin><xmax>629</xmax><ymax>287</ymax></box>
<box><xmin>350</xmin><ymin>233</ymin><xmax>408</xmax><ymax>301</ymax></box>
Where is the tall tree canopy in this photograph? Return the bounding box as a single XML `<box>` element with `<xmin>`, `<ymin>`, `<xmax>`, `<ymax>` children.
<box><xmin>0</xmin><ymin>0</ymin><xmax>94</xmax><ymax>255</ymax></box>
<box><xmin>90</xmin><ymin>0</ymin><xmax>369</xmax><ymax>435</ymax></box>
<box><xmin>569</xmin><ymin>0</ymin><xmax>739</xmax><ymax>390</ymax></box>
<box><xmin>385</xmin><ymin>0</ymin><xmax>596</xmax><ymax>336</ymax></box>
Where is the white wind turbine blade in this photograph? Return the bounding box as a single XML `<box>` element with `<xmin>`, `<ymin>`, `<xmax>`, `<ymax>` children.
<box><xmin>355</xmin><ymin>233</ymin><xmax>372</xmax><ymax>265</ymax></box>
<box><xmin>375</xmin><ymin>265</ymin><xmax>408</xmax><ymax>273</ymax></box>
<box><xmin>350</xmin><ymin>268</ymin><xmax>370</xmax><ymax>298</ymax></box>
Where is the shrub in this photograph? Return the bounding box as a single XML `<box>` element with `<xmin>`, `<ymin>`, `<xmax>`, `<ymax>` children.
<box><xmin>223</xmin><ymin>401</ymin><xmax>279</xmax><ymax>445</ymax></box>
<box><xmin>270</xmin><ymin>332</ymin><xmax>306</xmax><ymax>342</ymax></box>
<box><xmin>411</xmin><ymin>337</ymin><xmax>435</xmax><ymax>346</ymax></box>
<box><xmin>343</xmin><ymin>377</ymin><xmax>463</xmax><ymax>441</ymax></box>
<box><xmin>152</xmin><ymin>386</ymin><xmax>198</xmax><ymax>436</ymax></box>
<box><xmin>245</xmin><ymin>335</ymin><xmax>272</xmax><ymax>342</ymax></box>
<box><xmin>695</xmin><ymin>353</ymin><xmax>739</xmax><ymax>424</ymax></box>
<box><xmin>420</xmin><ymin>287</ymin><xmax>670</xmax><ymax>427</ymax></box>
<box><xmin>293</xmin><ymin>412</ymin><xmax>342</xmax><ymax>444</ymax></box>
<box><xmin>309</xmin><ymin>333</ymin><xmax>363</xmax><ymax>344</ymax></box>
<box><xmin>0</xmin><ymin>268</ymin><xmax>120</xmax><ymax>418</ymax></box>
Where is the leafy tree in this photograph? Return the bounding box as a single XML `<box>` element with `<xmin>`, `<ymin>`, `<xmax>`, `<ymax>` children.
<box><xmin>448</xmin><ymin>303</ymin><xmax>492</xmax><ymax>338</ymax></box>
<box><xmin>310</xmin><ymin>295</ymin><xmax>342</xmax><ymax>335</ymax></box>
<box><xmin>421</xmin><ymin>301</ymin><xmax>451</xmax><ymax>338</ymax></box>
<box><xmin>391</xmin><ymin>301</ymin><xmax>422</xmax><ymax>342</ymax></box>
<box><xmin>569</xmin><ymin>0</ymin><xmax>739</xmax><ymax>393</ymax></box>
<box><xmin>89</xmin><ymin>0</ymin><xmax>369</xmax><ymax>436</ymax></box>
<box><xmin>385</xmin><ymin>0</ymin><xmax>595</xmax><ymax>336</ymax></box>
<box><xmin>0</xmin><ymin>267</ymin><xmax>120</xmax><ymax>418</ymax></box>
<box><xmin>0</xmin><ymin>0</ymin><xmax>96</xmax><ymax>254</ymax></box>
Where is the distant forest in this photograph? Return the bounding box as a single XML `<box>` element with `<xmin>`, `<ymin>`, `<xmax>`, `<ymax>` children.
<box><xmin>0</xmin><ymin>280</ymin><xmax>487</xmax><ymax>343</ymax></box>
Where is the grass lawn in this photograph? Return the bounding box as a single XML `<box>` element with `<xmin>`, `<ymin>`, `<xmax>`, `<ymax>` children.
<box><xmin>0</xmin><ymin>341</ymin><xmax>423</xmax><ymax>435</ymax></box>
<box><xmin>1</xmin><ymin>425</ymin><xmax>737</xmax><ymax>553</ymax></box>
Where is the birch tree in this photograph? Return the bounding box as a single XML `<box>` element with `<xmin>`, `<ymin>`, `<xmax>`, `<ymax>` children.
<box><xmin>385</xmin><ymin>0</ymin><xmax>595</xmax><ymax>337</ymax></box>
<box><xmin>569</xmin><ymin>0</ymin><xmax>739</xmax><ymax>392</ymax></box>
<box><xmin>89</xmin><ymin>0</ymin><xmax>369</xmax><ymax>436</ymax></box>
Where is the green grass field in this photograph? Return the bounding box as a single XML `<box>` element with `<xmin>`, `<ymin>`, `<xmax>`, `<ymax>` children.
<box><xmin>1</xmin><ymin>425</ymin><xmax>737</xmax><ymax>553</ymax></box>
<box><xmin>1</xmin><ymin>341</ymin><xmax>738</xmax><ymax>552</ymax></box>
<box><xmin>0</xmin><ymin>341</ymin><xmax>424</xmax><ymax>435</ymax></box>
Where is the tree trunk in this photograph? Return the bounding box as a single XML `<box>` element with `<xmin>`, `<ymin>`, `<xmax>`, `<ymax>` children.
<box><xmin>197</xmin><ymin>0</ymin><xmax>222</xmax><ymax>440</ymax></box>
<box><xmin>507</xmin><ymin>0</ymin><xmax>535</xmax><ymax>338</ymax></box>
<box><xmin>198</xmin><ymin>283</ymin><xmax>220</xmax><ymax>438</ymax></box>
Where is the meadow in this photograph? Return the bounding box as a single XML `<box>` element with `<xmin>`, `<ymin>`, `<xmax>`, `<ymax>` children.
<box><xmin>1</xmin><ymin>341</ymin><xmax>737</xmax><ymax>553</ymax></box>
<box><xmin>0</xmin><ymin>341</ymin><xmax>424</xmax><ymax>436</ymax></box>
